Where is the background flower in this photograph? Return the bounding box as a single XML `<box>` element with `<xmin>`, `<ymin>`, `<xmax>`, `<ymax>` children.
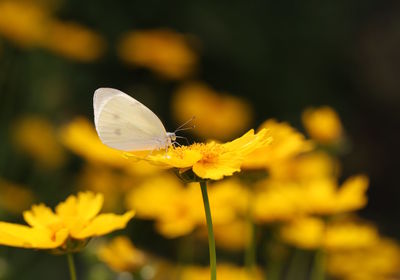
<box><xmin>118</xmin><ymin>29</ymin><xmax>197</xmax><ymax>79</ymax></box>
<box><xmin>172</xmin><ymin>82</ymin><xmax>253</xmax><ymax>140</ymax></box>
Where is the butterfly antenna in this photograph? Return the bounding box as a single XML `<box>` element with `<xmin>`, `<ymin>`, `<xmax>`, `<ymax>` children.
<box><xmin>175</xmin><ymin>116</ymin><xmax>196</xmax><ymax>133</ymax></box>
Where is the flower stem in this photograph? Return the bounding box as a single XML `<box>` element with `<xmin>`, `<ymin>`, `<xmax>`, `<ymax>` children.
<box><xmin>245</xmin><ymin>214</ymin><xmax>256</xmax><ymax>274</ymax></box>
<box><xmin>200</xmin><ymin>181</ymin><xmax>217</xmax><ymax>280</ymax></box>
<box><xmin>67</xmin><ymin>253</ymin><xmax>77</xmax><ymax>280</ymax></box>
<box><xmin>310</xmin><ymin>250</ymin><xmax>325</xmax><ymax>280</ymax></box>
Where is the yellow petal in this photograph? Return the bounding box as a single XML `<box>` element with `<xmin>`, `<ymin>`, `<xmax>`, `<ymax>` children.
<box><xmin>98</xmin><ymin>236</ymin><xmax>146</xmax><ymax>272</ymax></box>
<box><xmin>336</xmin><ymin>175</ymin><xmax>369</xmax><ymax>213</ymax></box>
<box><xmin>72</xmin><ymin>211</ymin><xmax>134</xmax><ymax>239</ymax></box>
<box><xmin>280</xmin><ymin>217</ymin><xmax>325</xmax><ymax>249</ymax></box>
<box><xmin>302</xmin><ymin>106</ymin><xmax>343</xmax><ymax>143</ymax></box>
<box><xmin>222</xmin><ymin>129</ymin><xmax>256</xmax><ymax>150</ymax></box>
<box><xmin>155</xmin><ymin>218</ymin><xmax>197</xmax><ymax>238</ymax></box>
<box><xmin>0</xmin><ymin>221</ymin><xmax>68</xmax><ymax>249</ymax></box>
<box><xmin>23</xmin><ymin>203</ymin><xmax>60</xmax><ymax>228</ymax></box>
<box><xmin>56</xmin><ymin>192</ymin><xmax>104</xmax><ymax>222</ymax></box>
<box><xmin>243</xmin><ymin>119</ymin><xmax>313</xmax><ymax>169</ymax></box>
<box><xmin>193</xmin><ymin>161</ymin><xmax>240</xmax><ymax>180</ymax></box>
<box><xmin>149</xmin><ymin>149</ymin><xmax>202</xmax><ymax>168</ymax></box>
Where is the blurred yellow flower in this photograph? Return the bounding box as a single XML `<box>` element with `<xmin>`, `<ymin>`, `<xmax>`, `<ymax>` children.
<box><xmin>12</xmin><ymin>116</ymin><xmax>66</xmax><ymax>168</ymax></box>
<box><xmin>327</xmin><ymin>238</ymin><xmax>400</xmax><ymax>280</ymax></box>
<box><xmin>302</xmin><ymin>106</ymin><xmax>343</xmax><ymax>144</ymax></box>
<box><xmin>0</xmin><ymin>179</ymin><xmax>35</xmax><ymax>214</ymax></box>
<box><xmin>61</xmin><ymin>117</ymin><xmax>159</xmax><ymax>175</ymax></box>
<box><xmin>0</xmin><ymin>192</ymin><xmax>134</xmax><ymax>251</ymax></box>
<box><xmin>253</xmin><ymin>175</ymin><xmax>368</xmax><ymax>223</ymax></box>
<box><xmin>126</xmin><ymin>173</ymin><xmax>201</xmax><ymax>238</ymax></box>
<box><xmin>323</xmin><ymin>220</ymin><xmax>378</xmax><ymax>251</ymax></box>
<box><xmin>157</xmin><ymin>179</ymin><xmax>249</xmax><ymax>238</ymax></box>
<box><xmin>253</xmin><ymin>180</ymin><xmax>303</xmax><ymax>223</ymax></box>
<box><xmin>61</xmin><ymin>117</ymin><xmax>126</xmax><ymax>165</ymax></box>
<box><xmin>280</xmin><ymin>217</ymin><xmax>378</xmax><ymax>251</ymax></box>
<box><xmin>129</xmin><ymin>129</ymin><xmax>270</xmax><ymax>180</ymax></box>
<box><xmin>269</xmin><ymin>151</ymin><xmax>340</xmax><ymax>181</ymax></box>
<box><xmin>172</xmin><ymin>82</ymin><xmax>253</xmax><ymax>140</ymax></box>
<box><xmin>211</xmin><ymin>219</ymin><xmax>249</xmax><ymax>251</ymax></box>
<box><xmin>203</xmin><ymin>179</ymin><xmax>249</xmax><ymax>223</ymax></box>
<box><xmin>243</xmin><ymin>119</ymin><xmax>313</xmax><ymax>170</ymax></box>
<box><xmin>43</xmin><ymin>20</ymin><xmax>106</xmax><ymax>62</ymax></box>
<box><xmin>302</xmin><ymin>175</ymin><xmax>369</xmax><ymax>215</ymax></box>
<box><xmin>280</xmin><ymin>217</ymin><xmax>325</xmax><ymax>249</ymax></box>
<box><xmin>118</xmin><ymin>29</ymin><xmax>197</xmax><ymax>79</ymax></box>
<box><xmin>97</xmin><ymin>236</ymin><xmax>146</xmax><ymax>273</ymax></box>
<box><xmin>126</xmin><ymin>174</ymin><xmax>183</xmax><ymax>220</ymax></box>
<box><xmin>181</xmin><ymin>264</ymin><xmax>264</xmax><ymax>280</ymax></box>
<box><xmin>126</xmin><ymin>175</ymin><xmax>249</xmax><ymax>238</ymax></box>
<box><xmin>0</xmin><ymin>0</ymin><xmax>49</xmax><ymax>47</ymax></box>
<box><xmin>78</xmin><ymin>165</ymin><xmax>138</xmax><ymax>212</ymax></box>
<box><xmin>154</xmin><ymin>184</ymin><xmax>204</xmax><ymax>238</ymax></box>
<box><xmin>0</xmin><ymin>0</ymin><xmax>105</xmax><ymax>61</ymax></box>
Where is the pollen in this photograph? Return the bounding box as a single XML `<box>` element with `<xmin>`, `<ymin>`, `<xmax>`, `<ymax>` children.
<box><xmin>169</xmin><ymin>142</ymin><xmax>225</xmax><ymax>163</ymax></box>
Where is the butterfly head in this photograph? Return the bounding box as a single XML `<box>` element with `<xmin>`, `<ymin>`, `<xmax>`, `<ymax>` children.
<box><xmin>167</xmin><ymin>132</ymin><xmax>177</xmax><ymax>143</ymax></box>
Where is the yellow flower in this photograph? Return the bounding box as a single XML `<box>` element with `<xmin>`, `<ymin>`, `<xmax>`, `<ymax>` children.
<box><xmin>253</xmin><ymin>175</ymin><xmax>368</xmax><ymax>223</ymax></box>
<box><xmin>280</xmin><ymin>217</ymin><xmax>378</xmax><ymax>251</ymax></box>
<box><xmin>243</xmin><ymin>119</ymin><xmax>313</xmax><ymax>170</ymax></box>
<box><xmin>172</xmin><ymin>82</ymin><xmax>253</xmax><ymax>140</ymax></box>
<box><xmin>302</xmin><ymin>106</ymin><xmax>343</xmax><ymax>144</ymax></box>
<box><xmin>253</xmin><ymin>180</ymin><xmax>302</xmax><ymax>223</ymax></box>
<box><xmin>323</xmin><ymin>220</ymin><xmax>378</xmax><ymax>251</ymax></box>
<box><xmin>0</xmin><ymin>192</ymin><xmax>134</xmax><ymax>251</ymax></box>
<box><xmin>61</xmin><ymin>117</ymin><xmax>160</xmax><ymax>175</ymax></box>
<box><xmin>154</xmin><ymin>184</ymin><xmax>203</xmax><ymax>238</ymax></box>
<box><xmin>0</xmin><ymin>179</ymin><xmax>35</xmax><ymax>214</ymax></box>
<box><xmin>129</xmin><ymin>129</ymin><xmax>270</xmax><ymax>180</ymax></box>
<box><xmin>269</xmin><ymin>151</ymin><xmax>340</xmax><ymax>181</ymax></box>
<box><xmin>0</xmin><ymin>1</ymin><xmax>105</xmax><ymax>61</ymax></box>
<box><xmin>181</xmin><ymin>264</ymin><xmax>264</xmax><ymax>280</ymax></box>
<box><xmin>97</xmin><ymin>236</ymin><xmax>146</xmax><ymax>273</ymax></box>
<box><xmin>334</xmin><ymin>175</ymin><xmax>369</xmax><ymax>213</ymax></box>
<box><xmin>280</xmin><ymin>217</ymin><xmax>325</xmax><ymax>249</ymax></box>
<box><xmin>301</xmin><ymin>175</ymin><xmax>369</xmax><ymax>215</ymax></box>
<box><xmin>43</xmin><ymin>20</ymin><xmax>106</xmax><ymax>62</ymax></box>
<box><xmin>211</xmin><ymin>219</ymin><xmax>249</xmax><ymax>251</ymax></box>
<box><xmin>327</xmin><ymin>238</ymin><xmax>400</xmax><ymax>280</ymax></box>
<box><xmin>61</xmin><ymin>117</ymin><xmax>125</xmax><ymax>165</ymax></box>
<box><xmin>118</xmin><ymin>29</ymin><xmax>197</xmax><ymax>79</ymax></box>
<box><xmin>126</xmin><ymin>175</ymin><xmax>250</xmax><ymax>238</ymax></box>
<box><xmin>12</xmin><ymin>116</ymin><xmax>66</xmax><ymax>168</ymax></box>
<box><xmin>0</xmin><ymin>1</ymin><xmax>49</xmax><ymax>47</ymax></box>
<box><xmin>126</xmin><ymin>173</ymin><xmax>200</xmax><ymax>238</ymax></box>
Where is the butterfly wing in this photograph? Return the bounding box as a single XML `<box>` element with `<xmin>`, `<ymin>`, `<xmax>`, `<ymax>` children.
<box><xmin>93</xmin><ymin>88</ymin><xmax>168</xmax><ymax>151</ymax></box>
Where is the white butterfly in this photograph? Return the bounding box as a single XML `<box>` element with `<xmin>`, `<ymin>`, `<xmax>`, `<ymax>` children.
<box><xmin>93</xmin><ymin>88</ymin><xmax>177</xmax><ymax>151</ymax></box>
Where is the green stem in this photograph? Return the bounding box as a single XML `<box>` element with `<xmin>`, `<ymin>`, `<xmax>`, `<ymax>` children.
<box><xmin>310</xmin><ymin>250</ymin><xmax>325</xmax><ymax>280</ymax></box>
<box><xmin>200</xmin><ymin>181</ymin><xmax>217</xmax><ymax>280</ymax></box>
<box><xmin>67</xmin><ymin>253</ymin><xmax>77</xmax><ymax>280</ymax></box>
<box><xmin>286</xmin><ymin>249</ymin><xmax>308</xmax><ymax>280</ymax></box>
<box><xmin>244</xmin><ymin>202</ymin><xmax>256</xmax><ymax>273</ymax></box>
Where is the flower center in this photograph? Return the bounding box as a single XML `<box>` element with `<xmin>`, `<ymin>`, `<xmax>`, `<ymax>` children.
<box><xmin>197</xmin><ymin>143</ymin><xmax>224</xmax><ymax>164</ymax></box>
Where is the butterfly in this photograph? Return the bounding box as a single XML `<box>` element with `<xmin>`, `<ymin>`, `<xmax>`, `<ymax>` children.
<box><xmin>93</xmin><ymin>87</ymin><xmax>178</xmax><ymax>151</ymax></box>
